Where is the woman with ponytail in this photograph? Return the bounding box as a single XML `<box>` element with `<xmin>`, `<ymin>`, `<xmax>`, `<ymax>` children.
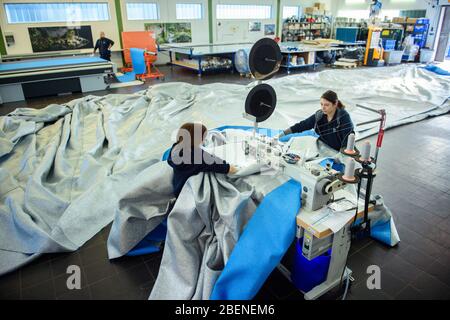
<box><xmin>279</xmin><ymin>90</ymin><xmax>354</xmax><ymax>151</ymax></box>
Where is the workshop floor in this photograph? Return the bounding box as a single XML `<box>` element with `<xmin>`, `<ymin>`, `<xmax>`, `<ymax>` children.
<box><xmin>0</xmin><ymin>65</ymin><xmax>449</xmax><ymax>300</ymax></box>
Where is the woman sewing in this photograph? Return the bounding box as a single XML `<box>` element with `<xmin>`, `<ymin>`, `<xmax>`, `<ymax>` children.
<box><xmin>279</xmin><ymin>90</ymin><xmax>354</xmax><ymax>151</ymax></box>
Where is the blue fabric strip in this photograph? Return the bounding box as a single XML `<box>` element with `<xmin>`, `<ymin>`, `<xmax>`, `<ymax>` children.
<box><xmin>130</xmin><ymin>48</ymin><xmax>146</xmax><ymax>74</ymax></box>
<box><xmin>126</xmin><ymin>220</ymin><xmax>167</xmax><ymax>256</ymax></box>
<box><xmin>116</xmin><ymin>72</ymin><xmax>136</xmax><ymax>83</ymax></box>
<box><xmin>422</xmin><ymin>65</ymin><xmax>450</xmax><ymax>76</ymax></box>
<box><xmin>210</xmin><ymin>179</ymin><xmax>302</xmax><ymax>300</ymax></box>
<box><xmin>370</xmin><ymin>219</ymin><xmax>392</xmax><ymax>246</ymax></box>
<box><xmin>278</xmin><ymin>129</ymin><xmax>319</xmax><ymax>142</ymax></box>
<box><xmin>0</xmin><ymin>57</ymin><xmax>106</xmax><ymax>72</ymax></box>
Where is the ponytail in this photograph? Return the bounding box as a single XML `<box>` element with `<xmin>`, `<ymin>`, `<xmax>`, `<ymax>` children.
<box><xmin>337</xmin><ymin>99</ymin><xmax>345</xmax><ymax>109</ymax></box>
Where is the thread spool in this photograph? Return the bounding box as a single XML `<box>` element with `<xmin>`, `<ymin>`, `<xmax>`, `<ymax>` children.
<box><xmin>359</xmin><ymin>141</ymin><xmax>371</xmax><ymax>162</ymax></box>
<box><xmin>342</xmin><ymin>158</ymin><xmax>356</xmax><ymax>182</ymax></box>
<box><xmin>344</xmin><ymin>133</ymin><xmax>356</xmax><ymax>154</ymax></box>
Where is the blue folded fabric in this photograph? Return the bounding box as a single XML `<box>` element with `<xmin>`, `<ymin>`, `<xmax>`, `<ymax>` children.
<box><xmin>279</xmin><ymin>129</ymin><xmax>319</xmax><ymax>142</ymax></box>
<box><xmin>116</xmin><ymin>72</ymin><xmax>137</xmax><ymax>83</ymax></box>
<box><xmin>210</xmin><ymin>179</ymin><xmax>302</xmax><ymax>300</ymax></box>
<box><xmin>423</xmin><ymin>64</ymin><xmax>450</xmax><ymax>76</ymax></box>
<box><xmin>130</xmin><ymin>48</ymin><xmax>146</xmax><ymax>74</ymax></box>
<box><xmin>126</xmin><ymin>220</ymin><xmax>167</xmax><ymax>256</ymax></box>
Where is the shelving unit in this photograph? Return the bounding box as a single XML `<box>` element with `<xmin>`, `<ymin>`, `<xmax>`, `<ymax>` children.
<box><xmin>282</xmin><ymin>15</ymin><xmax>332</xmax><ymax>42</ymax></box>
<box><xmin>398</xmin><ymin>18</ymin><xmax>429</xmax><ymax>48</ymax></box>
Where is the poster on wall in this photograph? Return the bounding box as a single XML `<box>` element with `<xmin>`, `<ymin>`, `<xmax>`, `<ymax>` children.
<box><xmin>28</xmin><ymin>26</ymin><xmax>94</xmax><ymax>52</ymax></box>
<box><xmin>264</xmin><ymin>24</ymin><xmax>275</xmax><ymax>36</ymax></box>
<box><xmin>144</xmin><ymin>23</ymin><xmax>192</xmax><ymax>44</ymax></box>
<box><xmin>249</xmin><ymin>22</ymin><xmax>262</xmax><ymax>32</ymax></box>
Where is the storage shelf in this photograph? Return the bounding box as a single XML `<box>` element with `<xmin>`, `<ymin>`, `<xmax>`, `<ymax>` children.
<box><xmin>281</xmin><ymin>63</ymin><xmax>316</xmax><ymax>68</ymax></box>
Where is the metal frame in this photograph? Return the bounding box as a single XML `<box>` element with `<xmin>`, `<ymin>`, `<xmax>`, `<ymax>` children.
<box><xmin>158</xmin><ymin>43</ymin><xmax>252</xmax><ymax>77</ymax></box>
<box><xmin>281</xmin><ymin>50</ymin><xmax>318</xmax><ymax>74</ymax></box>
<box><xmin>277</xmin><ymin>222</ymin><xmax>353</xmax><ymax>300</ymax></box>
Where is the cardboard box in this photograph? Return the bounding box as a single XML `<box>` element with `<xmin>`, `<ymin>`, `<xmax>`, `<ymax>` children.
<box><xmin>315</xmin><ymin>3</ymin><xmax>326</xmax><ymax>11</ymax></box>
<box><xmin>407</xmin><ymin>18</ymin><xmax>418</xmax><ymax>24</ymax></box>
<box><xmin>305</xmin><ymin>8</ymin><xmax>321</xmax><ymax>15</ymax></box>
<box><xmin>393</xmin><ymin>17</ymin><xmax>406</xmax><ymax>23</ymax></box>
<box><xmin>305</xmin><ymin>7</ymin><xmax>315</xmax><ymax>14</ymax></box>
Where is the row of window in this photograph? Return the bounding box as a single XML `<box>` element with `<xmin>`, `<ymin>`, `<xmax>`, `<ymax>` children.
<box><xmin>345</xmin><ymin>0</ymin><xmax>416</xmax><ymax>3</ymax></box>
<box><xmin>4</xmin><ymin>2</ymin><xmax>302</xmax><ymax>24</ymax></box>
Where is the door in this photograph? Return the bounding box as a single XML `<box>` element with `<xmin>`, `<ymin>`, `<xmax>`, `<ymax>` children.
<box><xmin>435</xmin><ymin>6</ymin><xmax>450</xmax><ymax>62</ymax></box>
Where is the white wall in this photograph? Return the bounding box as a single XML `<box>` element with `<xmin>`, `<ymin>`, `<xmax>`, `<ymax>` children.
<box><xmin>121</xmin><ymin>0</ymin><xmax>209</xmax><ymax>44</ymax></box>
<box><xmin>0</xmin><ymin>0</ymin><xmax>121</xmax><ymax>55</ymax></box>
<box><xmin>121</xmin><ymin>0</ymin><xmax>209</xmax><ymax>65</ymax></box>
<box><xmin>212</xmin><ymin>1</ymin><xmax>334</xmax><ymax>42</ymax></box>
<box><xmin>212</xmin><ymin>0</ymin><xmax>277</xmax><ymax>43</ymax></box>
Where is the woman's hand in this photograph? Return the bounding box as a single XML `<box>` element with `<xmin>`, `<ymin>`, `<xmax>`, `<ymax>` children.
<box><xmin>228</xmin><ymin>165</ymin><xmax>238</xmax><ymax>175</ymax></box>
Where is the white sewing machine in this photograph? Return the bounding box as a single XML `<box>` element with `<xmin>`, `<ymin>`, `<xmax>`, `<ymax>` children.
<box><xmin>242</xmin><ymin>132</ymin><xmax>349</xmax><ymax>212</ymax></box>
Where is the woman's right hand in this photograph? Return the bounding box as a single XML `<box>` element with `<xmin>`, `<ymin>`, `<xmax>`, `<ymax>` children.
<box><xmin>228</xmin><ymin>165</ymin><xmax>238</xmax><ymax>175</ymax></box>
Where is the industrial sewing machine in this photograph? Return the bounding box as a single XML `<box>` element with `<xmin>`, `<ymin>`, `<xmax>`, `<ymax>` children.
<box><xmin>240</xmin><ymin>111</ymin><xmax>382</xmax><ymax>299</ymax></box>
<box><xmin>233</xmin><ymin>38</ymin><xmax>386</xmax><ymax>300</ymax></box>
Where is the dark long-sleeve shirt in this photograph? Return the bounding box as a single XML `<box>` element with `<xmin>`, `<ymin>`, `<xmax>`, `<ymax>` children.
<box><xmin>289</xmin><ymin>109</ymin><xmax>354</xmax><ymax>151</ymax></box>
<box><xmin>167</xmin><ymin>143</ymin><xmax>230</xmax><ymax>196</ymax></box>
<box><xmin>94</xmin><ymin>38</ymin><xmax>114</xmax><ymax>58</ymax></box>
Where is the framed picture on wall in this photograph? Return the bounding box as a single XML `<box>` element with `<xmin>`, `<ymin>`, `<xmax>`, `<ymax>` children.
<box><xmin>28</xmin><ymin>26</ymin><xmax>93</xmax><ymax>52</ymax></box>
<box><xmin>249</xmin><ymin>22</ymin><xmax>262</xmax><ymax>32</ymax></box>
<box><xmin>144</xmin><ymin>23</ymin><xmax>192</xmax><ymax>44</ymax></box>
<box><xmin>264</xmin><ymin>24</ymin><xmax>275</xmax><ymax>36</ymax></box>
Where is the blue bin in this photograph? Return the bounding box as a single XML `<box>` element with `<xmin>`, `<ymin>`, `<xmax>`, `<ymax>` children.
<box><xmin>291</xmin><ymin>238</ymin><xmax>331</xmax><ymax>293</ymax></box>
<box><xmin>383</xmin><ymin>39</ymin><xmax>396</xmax><ymax>50</ymax></box>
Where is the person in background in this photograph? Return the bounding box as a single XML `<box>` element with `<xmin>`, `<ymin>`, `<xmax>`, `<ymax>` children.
<box><xmin>168</xmin><ymin>122</ymin><xmax>238</xmax><ymax>196</ymax></box>
<box><xmin>93</xmin><ymin>32</ymin><xmax>114</xmax><ymax>61</ymax></box>
<box><xmin>278</xmin><ymin>90</ymin><xmax>354</xmax><ymax>151</ymax></box>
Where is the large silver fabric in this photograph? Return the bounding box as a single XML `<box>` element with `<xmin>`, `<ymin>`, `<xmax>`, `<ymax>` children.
<box><xmin>0</xmin><ymin>65</ymin><xmax>448</xmax><ymax>275</ymax></box>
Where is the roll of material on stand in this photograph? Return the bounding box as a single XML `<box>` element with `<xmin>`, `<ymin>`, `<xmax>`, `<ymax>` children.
<box><xmin>341</xmin><ymin>133</ymin><xmax>360</xmax><ymax>157</ymax></box>
<box><xmin>245</xmin><ymin>84</ymin><xmax>277</xmax><ymax>123</ymax></box>
<box><xmin>359</xmin><ymin>141</ymin><xmax>371</xmax><ymax>162</ymax></box>
<box><xmin>345</xmin><ymin>133</ymin><xmax>356</xmax><ymax>154</ymax></box>
<box><xmin>342</xmin><ymin>158</ymin><xmax>356</xmax><ymax>182</ymax></box>
<box><xmin>248</xmin><ymin>38</ymin><xmax>282</xmax><ymax>80</ymax></box>
<box><xmin>242</xmin><ymin>38</ymin><xmax>282</xmax><ymax>126</ymax></box>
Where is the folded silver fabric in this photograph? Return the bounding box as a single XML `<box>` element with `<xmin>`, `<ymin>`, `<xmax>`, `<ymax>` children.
<box><xmin>0</xmin><ymin>65</ymin><xmax>447</xmax><ymax>275</ymax></box>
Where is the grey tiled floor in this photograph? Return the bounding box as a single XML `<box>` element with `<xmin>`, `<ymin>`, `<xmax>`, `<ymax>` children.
<box><xmin>0</xmin><ymin>65</ymin><xmax>449</xmax><ymax>300</ymax></box>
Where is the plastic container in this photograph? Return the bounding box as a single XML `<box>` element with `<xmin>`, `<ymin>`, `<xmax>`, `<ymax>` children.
<box><xmin>335</xmin><ymin>27</ymin><xmax>359</xmax><ymax>43</ymax></box>
<box><xmin>383</xmin><ymin>50</ymin><xmax>403</xmax><ymax>65</ymax></box>
<box><xmin>417</xmin><ymin>18</ymin><xmax>429</xmax><ymax>24</ymax></box>
<box><xmin>234</xmin><ymin>49</ymin><xmax>251</xmax><ymax>74</ymax></box>
<box><xmin>420</xmin><ymin>49</ymin><xmax>434</xmax><ymax>63</ymax></box>
<box><xmin>383</xmin><ymin>39</ymin><xmax>396</xmax><ymax>51</ymax></box>
<box><xmin>291</xmin><ymin>238</ymin><xmax>331</xmax><ymax>292</ymax></box>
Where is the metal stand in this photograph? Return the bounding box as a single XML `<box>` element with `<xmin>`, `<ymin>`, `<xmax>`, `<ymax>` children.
<box><xmin>277</xmin><ymin>222</ymin><xmax>353</xmax><ymax>300</ymax></box>
<box><xmin>303</xmin><ymin>223</ymin><xmax>352</xmax><ymax>300</ymax></box>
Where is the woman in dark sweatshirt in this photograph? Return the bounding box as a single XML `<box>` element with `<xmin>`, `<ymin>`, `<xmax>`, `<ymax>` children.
<box><xmin>279</xmin><ymin>90</ymin><xmax>354</xmax><ymax>151</ymax></box>
<box><xmin>167</xmin><ymin>122</ymin><xmax>237</xmax><ymax>196</ymax></box>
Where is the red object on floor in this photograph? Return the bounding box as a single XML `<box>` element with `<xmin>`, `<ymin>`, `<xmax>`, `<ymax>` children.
<box><xmin>121</xmin><ymin>31</ymin><xmax>164</xmax><ymax>80</ymax></box>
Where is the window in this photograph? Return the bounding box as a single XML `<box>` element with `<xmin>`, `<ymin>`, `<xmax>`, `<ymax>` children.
<box><xmin>380</xmin><ymin>10</ymin><xmax>401</xmax><ymax>19</ymax></box>
<box><xmin>400</xmin><ymin>10</ymin><xmax>426</xmax><ymax>18</ymax></box>
<box><xmin>176</xmin><ymin>3</ymin><xmax>202</xmax><ymax>19</ymax></box>
<box><xmin>283</xmin><ymin>6</ymin><xmax>301</xmax><ymax>19</ymax></box>
<box><xmin>216</xmin><ymin>4</ymin><xmax>272</xmax><ymax>20</ymax></box>
<box><xmin>126</xmin><ymin>2</ymin><xmax>159</xmax><ymax>20</ymax></box>
<box><xmin>337</xmin><ymin>10</ymin><xmax>370</xmax><ymax>19</ymax></box>
<box><xmin>4</xmin><ymin>2</ymin><xmax>109</xmax><ymax>23</ymax></box>
<box><xmin>338</xmin><ymin>9</ymin><xmax>401</xmax><ymax>20</ymax></box>
<box><xmin>344</xmin><ymin>0</ymin><xmax>365</xmax><ymax>4</ymax></box>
